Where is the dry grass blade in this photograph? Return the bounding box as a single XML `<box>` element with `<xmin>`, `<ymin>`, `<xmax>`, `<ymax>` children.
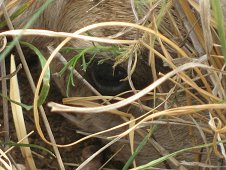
<box><xmin>0</xmin><ymin>149</ymin><xmax>12</xmax><ymax>170</ymax></box>
<box><xmin>179</xmin><ymin>0</ymin><xmax>205</xmax><ymax>49</ymax></box>
<box><xmin>117</xmin><ymin>104</ymin><xmax>226</xmax><ymax>146</ymax></box>
<box><xmin>10</xmin><ymin>55</ymin><xmax>36</xmax><ymax>170</ymax></box>
<box><xmin>0</xmin><ymin>36</ymin><xmax>7</xmax><ymax>52</ymax></box>
<box><xmin>0</xmin><ymin>29</ymin><xmax>137</xmax><ymax>44</ymax></box>
<box><xmin>76</xmin><ymin>137</ymin><xmax>121</xmax><ymax>170</ymax></box>
<box><xmin>199</xmin><ymin>0</ymin><xmax>213</xmax><ymax>54</ymax></box>
<box><xmin>209</xmin><ymin>114</ymin><xmax>226</xmax><ymax>159</ymax></box>
<box><xmin>63</xmin><ymin>97</ymin><xmax>132</xmax><ymax>118</ymax></box>
<box><xmin>4</xmin><ymin>131</ymin><xmax>34</xmax><ymax>155</ymax></box>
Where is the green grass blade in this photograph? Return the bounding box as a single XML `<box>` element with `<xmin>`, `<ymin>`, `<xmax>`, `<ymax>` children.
<box><xmin>20</xmin><ymin>41</ymin><xmax>50</xmax><ymax>106</ymax></box>
<box><xmin>122</xmin><ymin>128</ymin><xmax>153</xmax><ymax>170</ymax></box>
<box><xmin>136</xmin><ymin>139</ymin><xmax>226</xmax><ymax>169</ymax></box>
<box><xmin>1</xmin><ymin>140</ymin><xmax>55</xmax><ymax>157</ymax></box>
<box><xmin>0</xmin><ymin>92</ymin><xmax>32</xmax><ymax>110</ymax></box>
<box><xmin>0</xmin><ymin>2</ymin><xmax>32</xmax><ymax>28</ymax></box>
<box><xmin>211</xmin><ymin>0</ymin><xmax>226</xmax><ymax>64</ymax></box>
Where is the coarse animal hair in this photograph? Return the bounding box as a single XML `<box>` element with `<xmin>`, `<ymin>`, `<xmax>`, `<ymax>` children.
<box><xmin>2</xmin><ymin>0</ymin><xmax>226</xmax><ymax>169</ymax></box>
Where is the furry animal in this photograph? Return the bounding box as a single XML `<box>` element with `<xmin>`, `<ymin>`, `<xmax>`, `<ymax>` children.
<box><xmin>2</xmin><ymin>1</ymin><xmax>225</xmax><ymax>169</ymax></box>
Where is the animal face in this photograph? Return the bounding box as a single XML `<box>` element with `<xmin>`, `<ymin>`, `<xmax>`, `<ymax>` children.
<box><xmin>2</xmin><ymin>0</ymin><xmax>225</xmax><ymax>169</ymax></box>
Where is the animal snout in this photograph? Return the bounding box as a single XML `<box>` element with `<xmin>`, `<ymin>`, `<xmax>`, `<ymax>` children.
<box><xmin>86</xmin><ymin>60</ymin><xmax>130</xmax><ymax>96</ymax></box>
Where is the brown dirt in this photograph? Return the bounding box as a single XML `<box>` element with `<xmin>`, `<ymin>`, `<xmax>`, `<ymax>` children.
<box><xmin>0</xmin><ymin>54</ymin><xmax>97</xmax><ymax>170</ymax></box>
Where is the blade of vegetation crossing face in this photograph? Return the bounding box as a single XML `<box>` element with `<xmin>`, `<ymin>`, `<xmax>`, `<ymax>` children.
<box><xmin>211</xmin><ymin>0</ymin><xmax>226</xmax><ymax>65</ymax></box>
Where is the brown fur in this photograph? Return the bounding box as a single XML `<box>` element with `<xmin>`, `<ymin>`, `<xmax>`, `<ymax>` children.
<box><xmin>3</xmin><ymin>1</ymin><xmax>224</xmax><ymax>169</ymax></box>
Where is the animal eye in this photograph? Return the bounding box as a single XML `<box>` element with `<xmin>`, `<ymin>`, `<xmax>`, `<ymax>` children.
<box><xmin>86</xmin><ymin>61</ymin><xmax>129</xmax><ymax>95</ymax></box>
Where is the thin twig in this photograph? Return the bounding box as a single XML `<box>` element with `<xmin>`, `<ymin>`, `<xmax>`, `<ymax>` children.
<box><xmin>0</xmin><ymin>56</ymin><xmax>9</xmax><ymax>143</ymax></box>
<box><xmin>0</xmin><ymin>64</ymin><xmax>22</xmax><ymax>81</ymax></box>
<box><xmin>0</xmin><ymin>1</ymin><xmax>9</xmax><ymax>144</ymax></box>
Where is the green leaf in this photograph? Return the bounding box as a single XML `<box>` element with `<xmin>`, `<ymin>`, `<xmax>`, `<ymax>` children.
<box><xmin>122</xmin><ymin>128</ymin><xmax>153</xmax><ymax>170</ymax></box>
<box><xmin>211</xmin><ymin>0</ymin><xmax>226</xmax><ymax>64</ymax></box>
<box><xmin>20</xmin><ymin>41</ymin><xmax>50</xmax><ymax>106</ymax></box>
<box><xmin>0</xmin><ymin>92</ymin><xmax>32</xmax><ymax>110</ymax></box>
<box><xmin>1</xmin><ymin>140</ymin><xmax>55</xmax><ymax>157</ymax></box>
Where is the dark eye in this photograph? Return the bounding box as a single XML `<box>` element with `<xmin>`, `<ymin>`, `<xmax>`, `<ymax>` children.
<box><xmin>86</xmin><ymin>61</ymin><xmax>129</xmax><ymax>95</ymax></box>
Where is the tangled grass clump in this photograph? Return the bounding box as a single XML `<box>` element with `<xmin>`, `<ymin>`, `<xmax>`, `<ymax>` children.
<box><xmin>0</xmin><ymin>0</ymin><xmax>226</xmax><ymax>169</ymax></box>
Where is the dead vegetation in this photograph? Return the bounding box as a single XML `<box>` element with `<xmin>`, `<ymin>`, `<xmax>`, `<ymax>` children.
<box><xmin>0</xmin><ymin>0</ymin><xmax>226</xmax><ymax>169</ymax></box>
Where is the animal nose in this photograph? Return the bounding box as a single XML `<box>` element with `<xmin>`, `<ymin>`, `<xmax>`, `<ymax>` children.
<box><xmin>86</xmin><ymin>61</ymin><xmax>129</xmax><ymax>96</ymax></box>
